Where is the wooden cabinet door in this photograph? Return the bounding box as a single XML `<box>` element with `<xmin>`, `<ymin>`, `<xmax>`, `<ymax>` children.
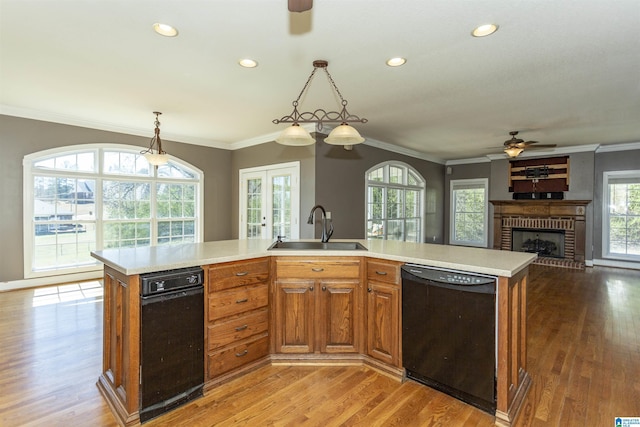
<box><xmin>366</xmin><ymin>281</ymin><xmax>400</xmax><ymax>366</ymax></box>
<box><xmin>274</xmin><ymin>279</ymin><xmax>315</xmax><ymax>353</ymax></box>
<box><xmin>318</xmin><ymin>279</ymin><xmax>360</xmax><ymax>354</ymax></box>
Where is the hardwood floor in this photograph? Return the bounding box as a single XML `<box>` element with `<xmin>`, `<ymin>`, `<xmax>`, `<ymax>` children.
<box><xmin>0</xmin><ymin>265</ymin><xmax>638</xmax><ymax>426</ymax></box>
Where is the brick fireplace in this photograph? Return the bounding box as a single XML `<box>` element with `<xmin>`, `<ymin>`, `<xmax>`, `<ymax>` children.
<box><xmin>490</xmin><ymin>200</ymin><xmax>591</xmax><ymax>269</ymax></box>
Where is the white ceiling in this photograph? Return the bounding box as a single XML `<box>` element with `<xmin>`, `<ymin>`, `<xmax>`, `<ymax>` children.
<box><xmin>1</xmin><ymin>0</ymin><xmax>639</xmax><ymax>163</ymax></box>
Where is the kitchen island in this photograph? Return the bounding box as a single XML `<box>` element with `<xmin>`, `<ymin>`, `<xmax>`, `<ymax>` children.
<box><xmin>91</xmin><ymin>239</ymin><xmax>535</xmax><ymax>427</ymax></box>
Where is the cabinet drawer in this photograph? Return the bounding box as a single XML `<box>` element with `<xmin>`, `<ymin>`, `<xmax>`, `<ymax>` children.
<box><xmin>208</xmin><ymin>258</ymin><xmax>269</xmax><ymax>292</ymax></box>
<box><xmin>208</xmin><ymin>335</ymin><xmax>269</xmax><ymax>377</ymax></box>
<box><xmin>208</xmin><ymin>284</ymin><xmax>268</xmax><ymax>321</ymax></box>
<box><xmin>276</xmin><ymin>258</ymin><xmax>360</xmax><ymax>279</ymax></box>
<box><xmin>208</xmin><ymin>308</ymin><xmax>269</xmax><ymax>351</ymax></box>
<box><xmin>367</xmin><ymin>259</ymin><xmax>401</xmax><ymax>285</ymax></box>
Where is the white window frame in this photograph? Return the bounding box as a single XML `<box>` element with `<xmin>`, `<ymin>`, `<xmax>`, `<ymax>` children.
<box><xmin>449</xmin><ymin>178</ymin><xmax>489</xmax><ymax>248</ymax></box>
<box><xmin>23</xmin><ymin>144</ymin><xmax>204</xmax><ymax>278</ymax></box>
<box><xmin>602</xmin><ymin>170</ymin><xmax>640</xmax><ymax>262</ymax></box>
<box><xmin>365</xmin><ymin>161</ymin><xmax>426</xmax><ymax>242</ymax></box>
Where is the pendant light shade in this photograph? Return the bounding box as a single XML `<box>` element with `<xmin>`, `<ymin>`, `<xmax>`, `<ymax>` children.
<box><xmin>145</xmin><ymin>152</ymin><xmax>170</xmax><ymax>165</ymax></box>
<box><xmin>324</xmin><ymin>123</ymin><xmax>365</xmax><ymax>146</ymax></box>
<box><xmin>275</xmin><ymin>123</ymin><xmax>316</xmax><ymax>146</ymax></box>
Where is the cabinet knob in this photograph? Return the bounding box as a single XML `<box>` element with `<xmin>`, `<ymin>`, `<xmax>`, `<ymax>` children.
<box><xmin>309</xmin><ymin>286</ymin><xmax>314</xmax><ymax>291</ymax></box>
<box><xmin>322</xmin><ymin>286</ymin><xmax>327</xmax><ymax>291</ymax></box>
<box><xmin>367</xmin><ymin>288</ymin><xmax>372</xmax><ymax>292</ymax></box>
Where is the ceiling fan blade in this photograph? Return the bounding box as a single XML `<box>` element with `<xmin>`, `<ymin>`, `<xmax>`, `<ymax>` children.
<box><xmin>288</xmin><ymin>0</ymin><xmax>313</xmax><ymax>12</ymax></box>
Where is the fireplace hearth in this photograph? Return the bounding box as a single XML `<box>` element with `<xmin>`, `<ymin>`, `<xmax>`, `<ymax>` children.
<box><xmin>491</xmin><ymin>200</ymin><xmax>590</xmax><ymax>269</ymax></box>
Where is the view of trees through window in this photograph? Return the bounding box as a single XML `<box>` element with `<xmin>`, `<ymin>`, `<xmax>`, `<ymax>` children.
<box><xmin>606</xmin><ymin>174</ymin><xmax>640</xmax><ymax>258</ymax></box>
<box><xmin>25</xmin><ymin>146</ymin><xmax>201</xmax><ymax>276</ymax></box>
<box><xmin>450</xmin><ymin>179</ymin><xmax>488</xmax><ymax>247</ymax></box>
<box><xmin>366</xmin><ymin>162</ymin><xmax>424</xmax><ymax>242</ymax></box>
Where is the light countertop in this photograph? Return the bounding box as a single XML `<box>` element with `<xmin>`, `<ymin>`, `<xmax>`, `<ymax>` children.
<box><xmin>91</xmin><ymin>239</ymin><xmax>536</xmax><ymax>278</ymax></box>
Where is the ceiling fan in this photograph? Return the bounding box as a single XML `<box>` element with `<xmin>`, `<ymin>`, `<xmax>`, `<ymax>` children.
<box><xmin>503</xmin><ymin>131</ymin><xmax>556</xmax><ymax>158</ymax></box>
<box><xmin>288</xmin><ymin>0</ymin><xmax>313</xmax><ymax>12</ymax></box>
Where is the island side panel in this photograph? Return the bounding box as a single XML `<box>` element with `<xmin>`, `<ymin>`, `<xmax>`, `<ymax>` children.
<box><xmin>97</xmin><ymin>265</ymin><xmax>141</xmax><ymax>426</ymax></box>
<box><xmin>495</xmin><ymin>266</ymin><xmax>531</xmax><ymax>427</ymax></box>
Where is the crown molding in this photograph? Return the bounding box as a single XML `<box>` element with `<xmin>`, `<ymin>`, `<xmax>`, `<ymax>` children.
<box><xmin>361</xmin><ymin>137</ymin><xmax>445</xmax><ymax>164</ymax></box>
<box><xmin>445</xmin><ymin>157</ymin><xmax>491</xmax><ymax>166</ymax></box>
<box><xmin>0</xmin><ymin>105</ymin><xmax>232</xmax><ymax>150</ymax></box>
<box><xmin>595</xmin><ymin>141</ymin><xmax>640</xmax><ymax>153</ymax></box>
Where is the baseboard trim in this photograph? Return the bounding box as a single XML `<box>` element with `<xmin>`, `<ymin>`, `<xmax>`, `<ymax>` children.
<box><xmin>592</xmin><ymin>258</ymin><xmax>640</xmax><ymax>270</ymax></box>
<box><xmin>0</xmin><ymin>271</ymin><xmax>103</xmax><ymax>292</ymax></box>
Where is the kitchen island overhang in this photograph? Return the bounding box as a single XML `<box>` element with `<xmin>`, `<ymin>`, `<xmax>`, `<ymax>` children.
<box><xmin>91</xmin><ymin>239</ymin><xmax>535</xmax><ymax>427</ymax></box>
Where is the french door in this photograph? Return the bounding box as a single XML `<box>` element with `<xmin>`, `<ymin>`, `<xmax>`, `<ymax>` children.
<box><xmin>239</xmin><ymin>162</ymin><xmax>300</xmax><ymax>240</ymax></box>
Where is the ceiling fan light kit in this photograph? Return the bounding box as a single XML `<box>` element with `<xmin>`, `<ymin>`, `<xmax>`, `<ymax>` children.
<box><xmin>273</xmin><ymin>60</ymin><xmax>367</xmax><ymax>149</ymax></box>
<box><xmin>140</xmin><ymin>112</ymin><xmax>169</xmax><ymax>166</ymax></box>
<box><xmin>502</xmin><ymin>130</ymin><xmax>557</xmax><ymax>158</ymax></box>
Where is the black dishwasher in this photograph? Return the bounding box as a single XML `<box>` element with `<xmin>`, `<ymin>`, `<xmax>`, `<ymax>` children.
<box><xmin>402</xmin><ymin>264</ymin><xmax>497</xmax><ymax>414</ymax></box>
<box><xmin>139</xmin><ymin>267</ymin><xmax>205</xmax><ymax>423</ymax></box>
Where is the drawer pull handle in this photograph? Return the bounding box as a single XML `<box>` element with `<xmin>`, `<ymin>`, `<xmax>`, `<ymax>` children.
<box><xmin>375</xmin><ymin>271</ymin><xmax>388</xmax><ymax>275</ymax></box>
<box><xmin>235</xmin><ymin>349</ymin><xmax>248</xmax><ymax>357</ymax></box>
<box><xmin>235</xmin><ymin>324</ymin><xmax>248</xmax><ymax>332</ymax></box>
<box><xmin>235</xmin><ymin>271</ymin><xmax>249</xmax><ymax>276</ymax></box>
<box><xmin>236</xmin><ymin>298</ymin><xmax>249</xmax><ymax>304</ymax></box>
<box><xmin>311</xmin><ymin>268</ymin><xmax>324</xmax><ymax>272</ymax></box>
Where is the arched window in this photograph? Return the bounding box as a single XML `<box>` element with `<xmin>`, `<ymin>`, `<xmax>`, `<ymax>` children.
<box><xmin>23</xmin><ymin>144</ymin><xmax>203</xmax><ymax>278</ymax></box>
<box><xmin>365</xmin><ymin>161</ymin><xmax>425</xmax><ymax>242</ymax></box>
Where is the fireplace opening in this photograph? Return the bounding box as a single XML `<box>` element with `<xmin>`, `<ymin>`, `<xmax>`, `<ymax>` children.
<box><xmin>511</xmin><ymin>228</ymin><xmax>565</xmax><ymax>258</ymax></box>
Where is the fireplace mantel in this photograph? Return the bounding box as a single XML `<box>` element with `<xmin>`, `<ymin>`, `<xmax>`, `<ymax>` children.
<box><xmin>490</xmin><ymin>200</ymin><xmax>591</xmax><ymax>266</ymax></box>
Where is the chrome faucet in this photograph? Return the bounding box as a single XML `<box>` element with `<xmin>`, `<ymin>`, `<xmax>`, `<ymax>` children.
<box><xmin>307</xmin><ymin>205</ymin><xmax>334</xmax><ymax>243</ymax></box>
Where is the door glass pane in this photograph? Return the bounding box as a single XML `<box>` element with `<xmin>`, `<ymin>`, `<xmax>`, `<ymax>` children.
<box><xmin>271</xmin><ymin>175</ymin><xmax>291</xmax><ymax>239</ymax></box>
<box><xmin>246</xmin><ymin>178</ymin><xmax>262</xmax><ymax>239</ymax></box>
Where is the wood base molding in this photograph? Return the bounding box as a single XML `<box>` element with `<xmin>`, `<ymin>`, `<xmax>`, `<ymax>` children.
<box><xmin>494</xmin><ymin>370</ymin><xmax>532</xmax><ymax>427</ymax></box>
<box><xmin>96</xmin><ymin>375</ymin><xmax>139</xmax><ymax>427</ymax></box>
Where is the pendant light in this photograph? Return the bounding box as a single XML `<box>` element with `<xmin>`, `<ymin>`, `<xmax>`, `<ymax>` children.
<box><xmin>140</xmin><ymin>111</ymin><xmax>169</xmax><ymax>166</ymax></box>
<box><xmin>273</xmin><ymin>60</ymin><xmax>367</xmax><ymax>148</ymax></box>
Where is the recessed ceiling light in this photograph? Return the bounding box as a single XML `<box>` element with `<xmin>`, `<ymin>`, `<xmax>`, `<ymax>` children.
<box><xmin>386</xmin><ymin>57</ymin><xmax>407</xmax><ymax>67</ymax></box>
<box><xmin>239</xmin><ymin>59</ymin><xmax>258</xmax><ymax>68</ymax></box>
<box><xmin>471</xmin><ymin>24</ymin><xmax>499</xmax><ymax>37</ymax></box>
<box><xmin>152</xmin><ymin>23</ymin><xmax>179</xmax><ymax>37</ymax></box>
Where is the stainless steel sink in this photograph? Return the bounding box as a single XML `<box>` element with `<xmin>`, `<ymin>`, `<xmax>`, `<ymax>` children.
<box><xmin>267</xmin><ymin>241</ymin><xmax>368</xmax><ymax>251</ymax></box>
